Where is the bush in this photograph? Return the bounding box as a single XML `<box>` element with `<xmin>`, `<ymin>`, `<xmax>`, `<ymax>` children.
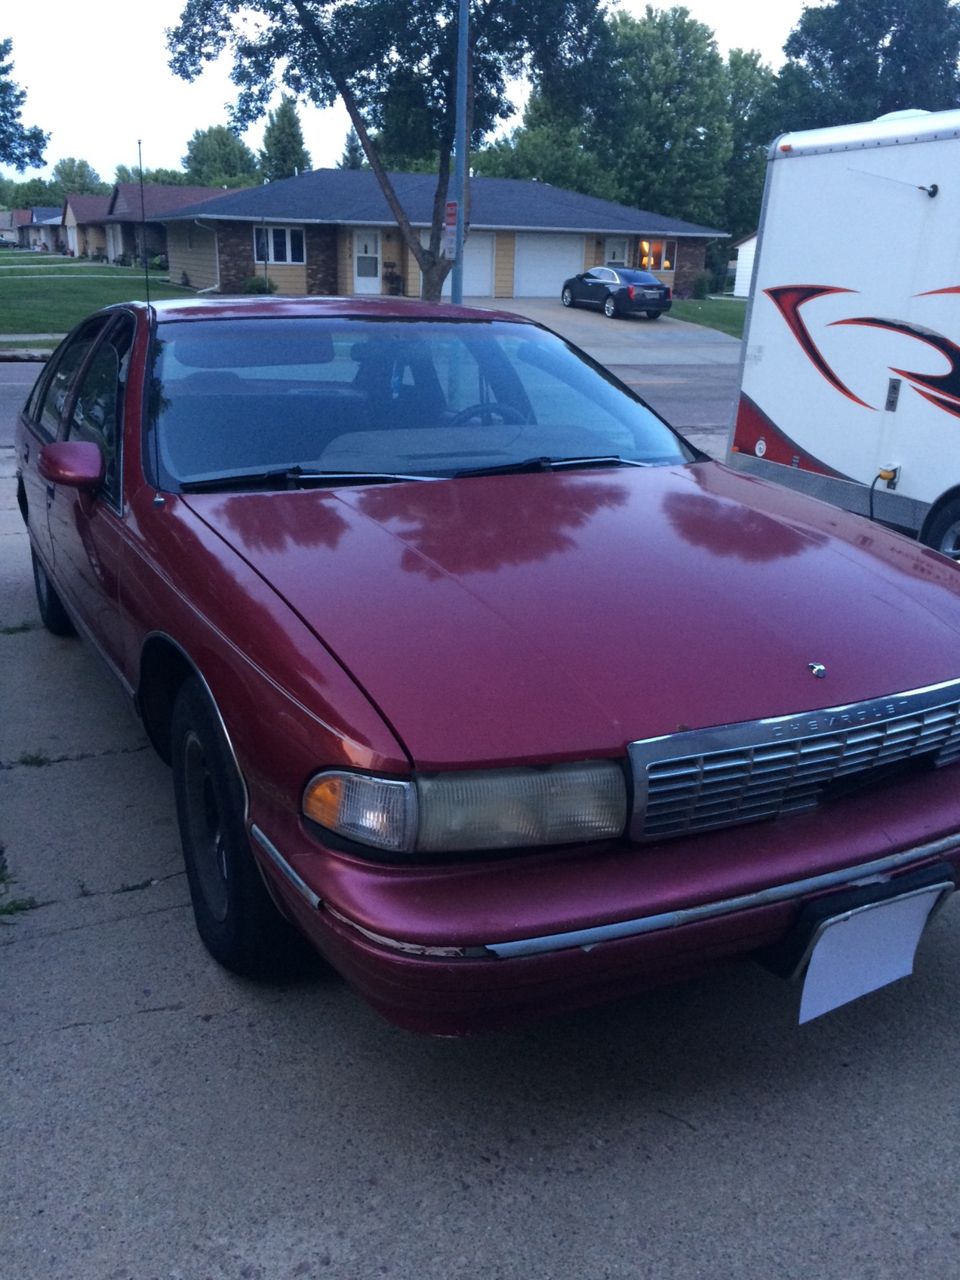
<box><xmin>692</xmin><ymin>271</ymin><xmax>712</xmax><ymax>300</ymax></box>
<box><xmin>149</xmin><ymin>253</ymin><xmax>169</xmax><ymax>271</ymax></box>
<box><xmin>244</xmin><ymin>274</ymin><xmax>278</xmax><ymax>294</ymax></box>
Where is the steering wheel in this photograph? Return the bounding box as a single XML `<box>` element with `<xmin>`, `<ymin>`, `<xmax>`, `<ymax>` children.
<box><xmin>448</xmin><ymin>401</ymin><xmax>526</xmax><ymax>426</ymax></box>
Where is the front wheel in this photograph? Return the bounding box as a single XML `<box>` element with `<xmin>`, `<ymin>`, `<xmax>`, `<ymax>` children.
<box><xmin>31</xmin><ymin>548</ymin><xmax>75</xmax><ymax>636</ymax></box>
<box><xmin>923</xmin><ymin>499</ymin><xmax>960</xmax><ymax>559</ymax></box>
<box><xmin>561</xmin><ymin>286</ymin><xmax>575</xmax><ymax>308</ymax></box>
<box><xmin>171</xmin><ymin>676</ymin><xmax>306</xmax><ymax>978</ymax></box>
<box><xmin>603</xmin><ymin>295</ymin><xmax>618</xmax><ymax>319</ymax></box>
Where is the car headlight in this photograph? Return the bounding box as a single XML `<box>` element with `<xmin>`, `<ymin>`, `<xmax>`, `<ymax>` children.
<box><xmin>302</xmin><ymin>762</ymin><xmax>628</xmax><ymax>855</ymax></box>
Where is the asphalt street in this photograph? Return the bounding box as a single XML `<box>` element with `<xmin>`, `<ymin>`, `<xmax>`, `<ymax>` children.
<box><xmin>4</xmin><ymin>306</ymin><xmax>960</xmax><ymax>1280</ymax></box>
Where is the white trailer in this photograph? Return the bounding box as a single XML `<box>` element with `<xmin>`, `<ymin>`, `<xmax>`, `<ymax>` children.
<box><xmin>727</xmin><ymin>109</ymin><xmax>960</xmax><ymax>554</ymax></box>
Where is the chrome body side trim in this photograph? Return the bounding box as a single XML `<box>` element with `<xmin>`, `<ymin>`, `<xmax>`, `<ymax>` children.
<box><xmin>251</xmin><ymin>824</ymin><xmax>322</xmax><ymax>910</ymax></box>
<box><xmin>484</xmin><ymin>835</ymin><xmax>960</xmax><ymax>958</ymax></box>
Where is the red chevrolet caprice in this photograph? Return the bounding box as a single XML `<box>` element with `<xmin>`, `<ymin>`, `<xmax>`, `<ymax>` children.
<box><xmin>15</xmin><ymin>296</ymin><xmax>960</xmax><ymax>1032</ymax></box>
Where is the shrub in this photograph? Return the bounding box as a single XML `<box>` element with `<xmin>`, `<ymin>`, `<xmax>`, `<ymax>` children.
<box><xmin>692</xmin><ymin>271</ymin><xmax>712</xmax><ymax>300</ymax></box>
<box><xmin>244</xmin><ymin>274</ymin><xmax>278</xmax><ymax>294</ymax></box>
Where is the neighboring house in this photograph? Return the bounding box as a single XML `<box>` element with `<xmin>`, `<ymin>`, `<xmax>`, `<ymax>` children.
<box><xmin>0</xmin><ymin>209</ymin><xmax>30</xmax><ymax>246</ymax></box>
<box><xmin>102</xmin><ymin>183</ymin><xmax>226</xmax><ymax>264</ymax></box>
<box><xmin>62</xmin><ymin>194</ymin><xmax>111</xmax><ymax>258</ymax></box>
<box><xmin>732</xmin><ymin>232</ymin><xmax>758</xmax><ymax>298</ymax></box>
<box><xmin>18</xmin><ymin>207</ymin><xmax>62</xmax><ymax>250</ymax></box>
<box><xmin>162</xmin><ymin>169</ymin><xmax>727</xmax><ymax>299</ymax></box>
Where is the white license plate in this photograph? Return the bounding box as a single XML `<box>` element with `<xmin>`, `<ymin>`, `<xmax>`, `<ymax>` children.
<box><xmin>798</xmin><ymin>882</ymin><xmax>952</xmax><ymax>1023</ymax></box>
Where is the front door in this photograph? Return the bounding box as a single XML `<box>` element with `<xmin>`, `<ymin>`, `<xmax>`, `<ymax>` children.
<box><xmin>353</xmin><ymin>230</ymin><xmax>381</xmax><ymax>295</ymax></box>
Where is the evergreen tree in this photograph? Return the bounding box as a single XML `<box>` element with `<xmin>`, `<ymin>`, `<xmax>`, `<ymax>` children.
<box><xmin>259</xmin><ymin>97</ymin><xmax>312</xmax><ymax>182</ymax></box>
<box><xmin>337</xmin><ymin>128</ymin><xmax>365</xmax><ymax>169</ymax></box>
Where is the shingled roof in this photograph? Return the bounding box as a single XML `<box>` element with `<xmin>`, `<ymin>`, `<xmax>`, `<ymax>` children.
<box><xmin>163</xmin><ymin>169</ymin><xmax>726</xmax><ymax>239</ymax></box>
<box><xmin>107</xmin><ymin>183</ymin><xmax>226</xmax><ymax>221</ymax></box>
<box><xmin>63</xmin><ymin>194</ymin><xmax>111</xmax><ymax>223</ymax></box>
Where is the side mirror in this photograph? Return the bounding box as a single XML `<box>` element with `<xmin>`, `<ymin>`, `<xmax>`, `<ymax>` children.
<box><xmin>38</xmin><ymin>441</ymin><xmax>105</xmax><ymax>491</ymax></box>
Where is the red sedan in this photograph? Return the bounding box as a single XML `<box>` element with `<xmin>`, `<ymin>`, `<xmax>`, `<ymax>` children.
<box><xmin>15</xmin><ymin>296</ymin><xmax>960</xmax><ymax>1033</ymax></box>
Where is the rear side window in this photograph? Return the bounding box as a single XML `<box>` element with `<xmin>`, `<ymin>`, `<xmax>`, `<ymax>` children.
<box><xmin>33</xmin><ymin>316</ymin><xmax>114</xmax><ymax>441</ymax></box>
<box><xmin>67</xmin><ymin>315</ymin><xmax>134</xmax><ymax>508</ymax></box>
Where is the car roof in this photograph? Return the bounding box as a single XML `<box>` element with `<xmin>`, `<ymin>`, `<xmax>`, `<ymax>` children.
<box><xmin>148</xmin><ymin>295</ymin><xmax>530</xmax><ymax>326</ymax></box>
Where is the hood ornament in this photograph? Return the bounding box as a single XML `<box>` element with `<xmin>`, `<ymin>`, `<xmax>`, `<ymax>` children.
<box><xmin>808</xmin><ymin>662</ymin><xmax>827</xmax><ymax>678</ymax></box>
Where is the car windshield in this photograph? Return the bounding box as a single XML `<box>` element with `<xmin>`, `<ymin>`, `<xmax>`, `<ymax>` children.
<box><xmin>148</xmin><ymin>316</ymin><xmax>692</xmax><ymax>488</ymax></box>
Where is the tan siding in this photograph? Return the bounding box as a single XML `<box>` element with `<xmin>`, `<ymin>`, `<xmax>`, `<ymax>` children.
<box><xmin>381</xmin><ymin>228</ymin><xmax>404</xmax><ymax>296</ymax></box>
<box><xmin>264</xmin><ymin>263</ymin><xmax>308</xmax><ymax>295</ymax></box>
<box><xmin>585</xmin><ymin>237</ymin><xmax>604</xmax><ymax>269</ymax></box>
<box><xmin>167</xmin><ymin>223</ymin><xmax>218</xmax><ymax>290</ymax></box>
<box><xmin>493</xmin><ymin>232</ymin><xmax>515</xmax><ymax>298</ymax></box>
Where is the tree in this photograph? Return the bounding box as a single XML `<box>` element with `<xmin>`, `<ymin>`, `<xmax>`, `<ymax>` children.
<box><xmin>183</xmin><ymin>125</ymin><xmax>260</xmax><ymax>188</ymax></box>
<box><xmin>474</xmin><ymin>92</ymin><xmax>615</xmax><ymax>198</ymax></box>
<box><xmin>260</xmin><ymin>96</ymin><xmax>311</xmax><ymax>182</ymax></box>
<box><xmin>0</xmin><ymin>38</ymin><xmax>47</xmax><ymax>170</ymax></box>
<box><xmin>49</xmin><ymin>157</ymin><xmax>109</xmax><ymax>196</ymax></box>
<box><xmin>168</xmin><ymin>0</ymin><xmax>605</xmax><ymax>299</ymax></box>
<box><xmin>337</xmin><ymin>128</ymin><xmax>365</xmax><ymax>169</ymax></box>
<box><xmin>115</xmin><ymin>164</ymin><xmax>190</xmax><ymax>185</ymax></box>
<box><xmin>722</xmin><ymin>50</ymin><xmax>779</xmax><ymax>242</ymax></box>
<box><xmin>783</xmin><ymin>0</ymin><xmax>960</xmax><ymax>125</ymax></box>
<box><xmin>479</xmin><ymin>9</ymin><xmax>732</xmax><ymax>228</ymax></box>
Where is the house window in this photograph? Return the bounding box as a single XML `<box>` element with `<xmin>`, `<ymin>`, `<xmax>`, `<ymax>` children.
<box><xmin>254</xmin><ymin>226</ymin><xmax>306</xmax><ymax>265</ymax></box>
<box><xmin>639</xmin><ymin>238</ymin><xmax>677</xmax><ymax>271</ymax></box>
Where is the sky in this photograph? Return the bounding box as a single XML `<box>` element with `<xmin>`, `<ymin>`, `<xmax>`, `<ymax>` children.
<box><xmin>2</xmin><ymin>0</ymin><xmax>808</xmax><ymax>187</ymax></box>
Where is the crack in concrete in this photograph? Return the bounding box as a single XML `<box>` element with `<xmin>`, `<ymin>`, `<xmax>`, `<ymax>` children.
<box><xmin>0</xmin><ymin>742</ymin><xmax>151</xmax><ymax>771</ymax></box>
<box><xmin>0</xmin><ymin>898</ymin><xmax>192</xmax><ymax>946</ymax></box>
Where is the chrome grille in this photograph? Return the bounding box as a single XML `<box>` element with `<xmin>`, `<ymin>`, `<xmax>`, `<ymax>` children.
<box><xmin>627</xmin><ymin>679</ymin><xmax>960</xmax><ymax>841</ymax></box>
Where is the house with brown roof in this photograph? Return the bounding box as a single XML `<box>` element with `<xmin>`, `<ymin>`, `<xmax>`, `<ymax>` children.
<box><xmin>162</xmin><ymin>168</ymin><xmax>727</xmax><ymax>300</ymax></box>
<box><xmin>0</xmin><ymin>209</ymin><xmax>30</xmax><ymax>247</ymax></box>
<box><xmin>101</xmin><ymin>183</ymin><xmax>225</xmax><ymax>265</ymax></box>
<box><xmin>62</xmin><ymin>194</ymin><xmax>111</xmax><ymax>258</ymax></box>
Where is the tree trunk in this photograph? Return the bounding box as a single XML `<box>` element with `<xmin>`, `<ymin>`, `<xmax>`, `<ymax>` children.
<box><xmin>419</xmin><ymin>254</ymin><xmax>454</xmax><ymax>301</ymax></box>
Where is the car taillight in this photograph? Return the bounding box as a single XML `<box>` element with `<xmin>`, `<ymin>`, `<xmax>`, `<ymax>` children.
<box><xmin>627</xmin><ymin>285</ymin><xmax>636</xmax><ymax>300</ymax></box>
<box><xmin>665</xmin><ymin>286</ymin><xmax>672</xmax><ymax>299</ymax></box>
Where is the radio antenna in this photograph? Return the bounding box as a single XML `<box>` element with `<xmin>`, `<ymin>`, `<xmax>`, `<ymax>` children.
<box><xmin>138</xmin><ymin>139</ymin><xmax>151</xmax><ymax>306</ymax></box>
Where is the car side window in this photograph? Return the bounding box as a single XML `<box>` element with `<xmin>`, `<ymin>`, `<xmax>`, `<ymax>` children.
<box><xmin>67</xmin><ymin>316</ymin><xmax>134</xmax><ymax>509</ymax></box>
<box><xmin>35</xmin><ymin>317</ymin><xmax>112</xmax><ymax>441</ymax></box>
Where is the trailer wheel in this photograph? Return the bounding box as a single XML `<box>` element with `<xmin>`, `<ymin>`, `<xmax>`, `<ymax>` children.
<box><xmin>923</xmin><ymin>500</ymin><xmax>960</xmax><ymax>560</ymax></box>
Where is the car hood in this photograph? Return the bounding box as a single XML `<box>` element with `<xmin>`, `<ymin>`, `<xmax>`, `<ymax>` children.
<box><xmin>183</xmin><ymin>462</ymin><xmax>960</xmax><ymax>768</ymax></box>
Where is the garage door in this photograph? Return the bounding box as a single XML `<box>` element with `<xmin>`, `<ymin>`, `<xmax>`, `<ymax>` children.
<box><xmin>420</xmin><ymin>232</ymin><xmax>494</xmax><ymax>297</ymax></box>
<box><xmin>514</xmin><ymin>233</ymin><xmax>585</xmax><ymax>297</ymax></box>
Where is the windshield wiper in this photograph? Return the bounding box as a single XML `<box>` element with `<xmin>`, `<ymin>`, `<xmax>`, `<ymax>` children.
<box><xmin>178</xmin><ymin>466</ymin><xmax>436</xmax><ymax>493</ymax></box>
<box><xmin>454</xmin><ymin>455</ymin><xmax>654</xmax><ymax>478</ymax></box>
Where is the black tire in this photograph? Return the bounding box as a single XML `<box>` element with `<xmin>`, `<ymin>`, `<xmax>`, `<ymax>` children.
<box><xmin>603</xmin><ymin>294</ymin><xmax>618</xmax><ymax>319</ymax></box>
<box><xmin>31</xmin><ymin>547</ymin><xmax>75</xmax><ymax>636</ymax></box>
<box><xmin>561</xmin><ymin>286</ymin><xmax>575</xmax><ymax>308</ymax></box>
<box><xmin>644</xmin><ymin>311</ymin><xmax>663</xmax><ymax>321</ymax></box>
<box><xmin>923</xmin><ymin>499</ymin><xmax>960</xmax><ymax>559</ymax></box>
<box><xmin>171</xmin><ymin>676</ymin><xmax>305</xmax><ymax>978</ymax></box>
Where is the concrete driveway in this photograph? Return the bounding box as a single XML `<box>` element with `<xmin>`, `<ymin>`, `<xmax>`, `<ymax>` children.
<box><xmin>5</xmin><ymin>310</ymin><xmax>960</xmax><ymax>1280</ymax></box>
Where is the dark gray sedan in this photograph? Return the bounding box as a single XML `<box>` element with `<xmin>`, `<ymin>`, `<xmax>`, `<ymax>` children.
<box><xmin>561</xmin><ymin>266</ymin><xmax>672</xmax><ymax>320</ymax></box>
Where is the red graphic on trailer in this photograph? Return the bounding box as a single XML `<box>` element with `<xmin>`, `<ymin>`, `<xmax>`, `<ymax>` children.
<box><xmin>765</xmin><ymin>284</ymin><xmax>960</xmax><ymax>420</ymax></box>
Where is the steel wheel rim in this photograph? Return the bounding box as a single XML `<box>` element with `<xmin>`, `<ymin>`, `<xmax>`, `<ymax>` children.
<box><xmin>182</xmin><ymin>730</ymin><xmax>230</xmax><ymax>921</ymax></box>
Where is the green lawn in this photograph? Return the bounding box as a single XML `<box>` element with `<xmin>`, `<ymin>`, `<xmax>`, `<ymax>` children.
<box><xmin>0</xmin><ymin>263</ymin><xmax>195</xmax><ymax>335</ymax></box>
<box><xmin>670</xmin><ymin>296</ymin><xmax>746</xmax><ymax>338</ymax></box>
